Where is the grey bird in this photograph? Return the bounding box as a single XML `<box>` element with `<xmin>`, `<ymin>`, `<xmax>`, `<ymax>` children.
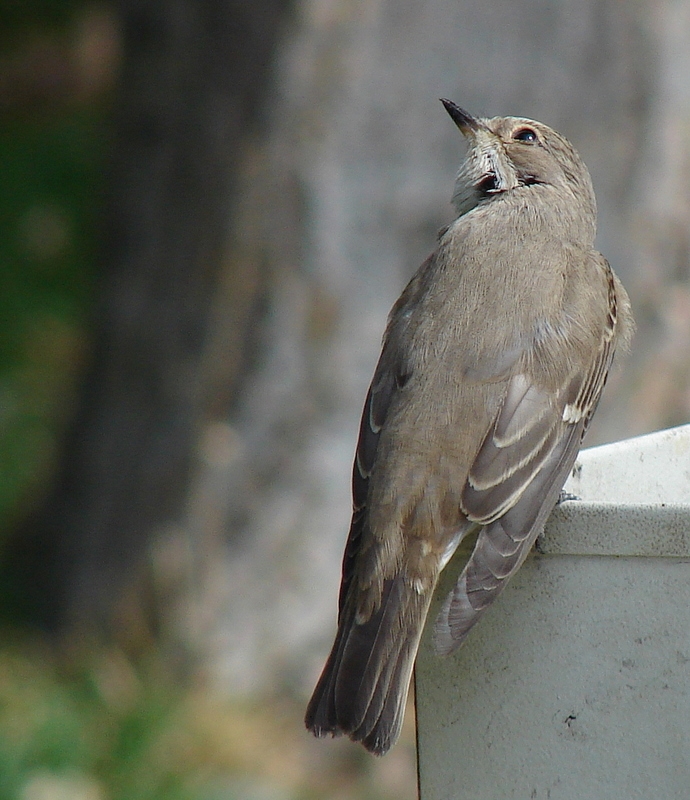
<box><xmin>305</xmin><ymin>100</ymin><xmax>633</xmax><ymax>756</ymax></box>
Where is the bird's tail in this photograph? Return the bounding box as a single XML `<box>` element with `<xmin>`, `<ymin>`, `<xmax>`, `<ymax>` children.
<box><xmin>305</xmin><ymin>574</ymin><xmax>432</xmax><ymax>755</ymax></box>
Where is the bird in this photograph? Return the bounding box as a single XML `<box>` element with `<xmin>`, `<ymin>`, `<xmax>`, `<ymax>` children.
<box><xmin>305</xmin><ymin>100</ymin><xmax>633</xmax><ymax>756</ymax></box>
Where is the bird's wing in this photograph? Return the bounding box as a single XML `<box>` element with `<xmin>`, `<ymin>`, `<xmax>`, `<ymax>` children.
<box><xmin>338</xmin><ymin>362</ymin><xmax>400</xmax><ymax>617</ymax></box>
<box><xmin>336</xmin><ymin>252</ymin><xmax>434</xmax><ymax>617</ymax></box>
<box><xmin>306</xmin><ymin>263</ymin><xmax>432</xmax><ymax>752</ymax></box>
<box><xmin>434</xmin><ymin>310</ymin><xmax>616</xmax><ymax>654</ymax></box>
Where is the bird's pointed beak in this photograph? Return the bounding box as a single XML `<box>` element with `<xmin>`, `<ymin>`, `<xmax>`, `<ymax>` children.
<box><xmin>440</xmin><ymin>99</ymin><xmax>481</xmax><ymax>135</ymax></box>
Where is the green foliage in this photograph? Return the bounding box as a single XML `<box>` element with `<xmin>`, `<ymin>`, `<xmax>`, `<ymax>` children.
<box><xmin>0</xmin><ymin>637</ymin><xmax>417</xmax><ymax>800</ymax></box>
<box><xmin>0</xmin><ymin>0</ymin><xmax>82</xmax><ymax>40</ymax></box>
<box><xmin>0</xmin><ymin>112</ymin><xmax>100</xmax><ymax>529</ymax></box>
<box><xmin>0</xmin><ymin>641</ymin><xmax>204</xmax><ymax>800</ymax></box>
<box><xmin>0</xmin><ymin>0</ymin><xmax>103</xmax><ymax>531</ymax></box>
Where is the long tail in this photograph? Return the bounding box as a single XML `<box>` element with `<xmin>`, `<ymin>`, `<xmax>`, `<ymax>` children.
<box><xmin>305</xmin><ymin>574</ymin><xmax>432</xmax><ymax>755</ymax></box>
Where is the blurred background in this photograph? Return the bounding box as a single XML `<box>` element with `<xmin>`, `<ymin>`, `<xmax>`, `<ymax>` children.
<box><xmin>0</xmin><ymin>0</ymin><xmax>689</xmax><ymax>798</ymax></box>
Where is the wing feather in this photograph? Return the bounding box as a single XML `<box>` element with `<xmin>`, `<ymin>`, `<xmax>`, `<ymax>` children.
<box><xmin>339</xmin><ymin>367</ymin><xmax>398</xmax><ymax>615</ymax></box>
<box><xmin>435</xmin><ymin>284</ymin><xmax>619</xmax><ymax>654</ymax></box>
<box><xmin>434</xmin><ymin>416</ymin><xmax>586</xmax><ymax>654</ymax></box>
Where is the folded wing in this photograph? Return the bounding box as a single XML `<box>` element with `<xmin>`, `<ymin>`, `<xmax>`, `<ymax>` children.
<box><xmin>433</xmin><ymin>324</ymin><xmax>615</xmax><ymax>655</ymax></box>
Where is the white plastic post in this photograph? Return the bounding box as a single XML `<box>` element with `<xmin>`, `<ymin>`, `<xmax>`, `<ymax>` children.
<box><xmin>415</xmin><ymin>424</ymin><xmax>690</xmax><ymax>800</ymax></box>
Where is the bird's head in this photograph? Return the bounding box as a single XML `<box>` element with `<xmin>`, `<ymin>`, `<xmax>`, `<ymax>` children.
<box><xmin>441</xmin><ymin>99</ymin><xmax>597</xmax><ymax>240</ymax></box>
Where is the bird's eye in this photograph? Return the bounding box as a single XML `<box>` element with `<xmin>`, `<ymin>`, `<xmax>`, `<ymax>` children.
<box><xmin>513</xmin><ymin>127</ymin><xmax>538</xmax><ymax>143</ymax></box>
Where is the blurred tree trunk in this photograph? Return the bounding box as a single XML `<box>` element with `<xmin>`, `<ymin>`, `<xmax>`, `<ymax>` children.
<box><xmin>6</xmin><ymin>0</ymin><xmax>292</xmax><ymax>637</ymax></box>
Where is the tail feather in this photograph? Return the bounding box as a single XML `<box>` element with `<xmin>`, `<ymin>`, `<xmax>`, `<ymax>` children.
<box><xmin>305</xmin><ymin>574</ymin><xmax>432</xmax><ymax>755</ymax></box>
<box><xmin>357</xmin><ymin>617</ymin><xmax>422</xmax><ymax>754</ymax></box>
